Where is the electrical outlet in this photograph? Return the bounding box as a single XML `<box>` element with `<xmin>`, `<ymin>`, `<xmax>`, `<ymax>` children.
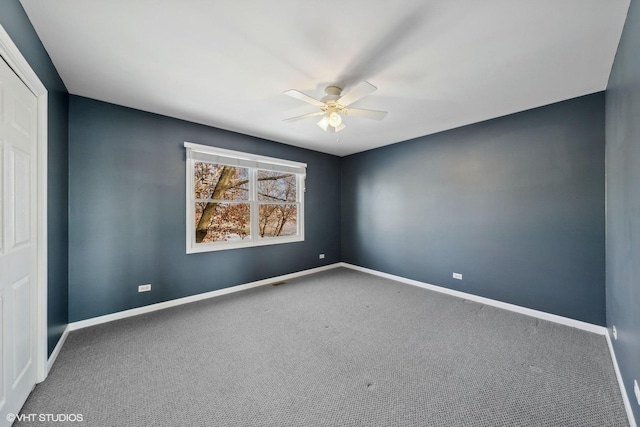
<box><xmin>634</xmin><ymin>380</ymin><xmax>640</xmax><ymax>406</ymax></box>
<box><xmin>319</xmin><ymin>253</ymin><xmax>325</xmax><ymax>259</ymax></box>
<box><xmin>453</xmin><ymin>273</ymin><xmax>463</xmax><ymax>280</ymax></box>
<box><xmin>612</xmin><ymin>325</ymin><xmax>617</xmax><ymax>340</ymax></box>
<box><xmin>138</xmin><ymin>284</ymin><xmax>151</xmax><ymax>292</ymax></box>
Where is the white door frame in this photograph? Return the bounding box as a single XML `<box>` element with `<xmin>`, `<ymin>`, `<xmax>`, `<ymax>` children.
<box><xmin>0</xmin><ymin>25</ymin><xmax>49</xmax><ymax>383</ymax></box>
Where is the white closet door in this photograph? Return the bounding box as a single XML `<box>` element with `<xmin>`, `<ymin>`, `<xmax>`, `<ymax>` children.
<box><xmin>0</xmin><ymin>56</ymin><xmax>38</xmax><ymax>426</ymax></box>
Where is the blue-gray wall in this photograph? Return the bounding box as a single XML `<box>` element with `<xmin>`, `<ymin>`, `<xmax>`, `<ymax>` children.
<box><xmin>606</xmin><ymin>0</ymin><xmax>640</xmax><ymax>421</ymax></box>
<box><xmin>342</xmin><ymin>94</ymin><xmax>606</xmax><ymax>325</ymax></box>
<box><xmin>68</xmin><ymin>96</ymin><xmax>341</xmax><ymax>322</ymax></box>
<box><xmin>0</xmin><ymin>0</ymin><xmax>69</xmax><ymax>355</ymax></box>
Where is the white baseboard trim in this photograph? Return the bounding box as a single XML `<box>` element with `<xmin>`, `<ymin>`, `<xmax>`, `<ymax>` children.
<box><xmin>44</xmin><ymin>325</ymin><xmax>70</xmax><ymax>380</ymax></box>
<box><xmin>339</xmin><ymin>263</ymin><xmax>607</xmax><ymax>335</ymax></box>
<box><xmin>605</xmin><ymin>332</ymin><xmax>638</xmax><ymax>427</ymax></box>
<box><xmin>69</xmin><ymin>263</ymin><xmax>342</xmax><ymax>331</ymax></box>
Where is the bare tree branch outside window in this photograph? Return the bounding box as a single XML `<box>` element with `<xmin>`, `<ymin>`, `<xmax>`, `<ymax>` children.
<box><xmin>194</xmin><ymin>163</ymin><xmax>299</xmax><ymax>243</ymax></box>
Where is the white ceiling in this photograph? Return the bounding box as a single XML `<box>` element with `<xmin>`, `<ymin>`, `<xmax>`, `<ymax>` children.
<box><xmin>20</xmin><ymin>0</ymin><xmax>629</xmax><ymax>156</ymax></box>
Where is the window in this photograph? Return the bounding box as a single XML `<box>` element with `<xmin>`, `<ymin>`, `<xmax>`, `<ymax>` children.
<box><xmin>185</xmin><ymin>142</ymin><xmax>305</xmax><ymax>253</ymax></box>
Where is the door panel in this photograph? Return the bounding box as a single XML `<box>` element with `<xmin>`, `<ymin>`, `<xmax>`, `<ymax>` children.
<box><xmin>12</xmin><ymin>278</ymin><xmax>31</xmax><ymax>387</ymax></box>
<box><xmin>0</xmin><ymin>56</ymin><xmax>38</xmax><ymax>426</ymax></box>
<box><xmin>10</xmin><ymin>148</ymin><xmax>29</xmax><ymax>247</ymax></box>
<box><xmin>11</xmin><ymin>98</ymin><xmax>31</xmax><ymax>138</ymax></box>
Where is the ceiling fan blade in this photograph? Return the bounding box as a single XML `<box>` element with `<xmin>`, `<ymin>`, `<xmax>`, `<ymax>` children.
<box><xmin>283</xmin><ymin>111</ymin><xmax>325</xmax><ymax>122</ymax></box>
<box><xmin>284</xmin><ymin>89</ymin><xmax>325</xmax><ymax>107</ymax></box>
<box><xmin>337</xmin><ymin>81</ymin><xmax>377</xmax><ymax>106</ymax></box>
<box><xmin>317</xmin><ymin>116</ymin><xmax>329</xmax><ymax>131</ymax></box>
<box><xmin>345</xmin><ymin>108</ymin><xmax>387</xmax><ymax>121</ymax></box>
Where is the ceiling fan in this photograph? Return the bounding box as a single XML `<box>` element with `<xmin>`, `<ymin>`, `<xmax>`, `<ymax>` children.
<box><xmin>283</xmin><ymin>81</ymin><xmax>387</xmax><ymax>133</ymax></box>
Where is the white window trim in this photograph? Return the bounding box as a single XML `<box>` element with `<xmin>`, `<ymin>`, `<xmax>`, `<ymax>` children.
<box><xmin>185</xmin><ymin>142</ymin><xmax>306</xmax><ymax>253</ymax></box>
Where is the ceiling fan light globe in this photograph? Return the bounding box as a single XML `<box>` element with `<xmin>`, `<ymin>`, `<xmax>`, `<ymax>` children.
<box><xmin>317</xmin><ymin>116</ymin><xmax>330</xmax><ymax>132</ymax></box>
<box><xmin>328</xmin><ymin>111</ymin><xmax>342</xmax><ymax>128</ymax></box>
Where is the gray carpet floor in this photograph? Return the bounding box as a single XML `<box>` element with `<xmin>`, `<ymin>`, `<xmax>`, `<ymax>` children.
<box><xmin>17</xmin><ymin>268</ymin><xmax>629</xmax><ymax>426</ymax></box>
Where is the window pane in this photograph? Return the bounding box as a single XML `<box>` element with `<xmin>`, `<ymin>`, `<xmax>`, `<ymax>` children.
<box><xmin>195</xmin><ymin>202</ymin><xmax>251</xmax><ymax>243</ymax></box>
<box><xmin>258</xmin><ymin>204</ymin><xmax>297</xmax><ymax>238</ymax></box>
<box><xmin>194</xmin><ymin>162</ymin><xmax>249</xmax><ymax>201</ymax></box>
<box><xmin>257</xmin><ymin>170</ymin><xmax>296</xmax><ymax>202</ymax></box>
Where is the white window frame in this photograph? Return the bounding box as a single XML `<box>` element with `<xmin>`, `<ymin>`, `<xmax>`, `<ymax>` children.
<box><xmin>185</xmin><ymin>142</ymin><xmax>306</xmax><ymax>253</ymax></box>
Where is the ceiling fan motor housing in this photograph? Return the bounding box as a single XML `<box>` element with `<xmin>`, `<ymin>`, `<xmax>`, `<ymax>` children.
<box><xmin>321</xmin><ymin>86</ymin><xmax>346</xmax><ymax>113</ymax></box>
